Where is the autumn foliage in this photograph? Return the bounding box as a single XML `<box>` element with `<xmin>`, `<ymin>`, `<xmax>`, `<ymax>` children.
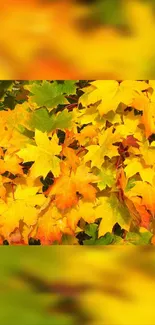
<box><xmin>1</xmin><ymin>80</ymin><xmax>155</xmax><ymax>245</ymax></box>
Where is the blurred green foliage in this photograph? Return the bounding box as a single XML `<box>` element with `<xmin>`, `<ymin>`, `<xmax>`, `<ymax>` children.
<box><xmin>0</xmin><ymin>247</ymin><xmax>155</xmax><ymax>325</ymax></box>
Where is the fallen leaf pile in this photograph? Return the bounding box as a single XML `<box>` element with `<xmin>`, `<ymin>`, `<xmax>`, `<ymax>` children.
<box><xmin>0</xmin><ymin>80</ymin><xmax>155</xmax><ymax>245</ymax></box>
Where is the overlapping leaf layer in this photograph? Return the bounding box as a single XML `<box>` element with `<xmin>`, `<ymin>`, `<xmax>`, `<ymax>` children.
<box><xmin>0</xmin><ymin>80</ymin><xmax>155</xmax><ymax>245</ymax></box>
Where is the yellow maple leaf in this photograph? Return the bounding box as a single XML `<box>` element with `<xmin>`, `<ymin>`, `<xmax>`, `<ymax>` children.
<box><xmin>115</xmin><ymin>110</ymin><xmax>142</xmax><ymax>142</ymax></box>
<box><xmin>0</xmin><ymin>150</ymin><xmax>23</xmax><ymax>176</ymax></box>
<box><xmin>124</xmin><ymin>157</ymin><xmax>155</xmax><ymax>185</ymax></box>
<box><xmin>0</xmin><ymin>104</ymin><xmax>32</xmax><ymax>150</ymax></box>
<box><xmin>95</xmin><ymin>195</ymin><xmax>131</xmax><ymax>238</ymax></box>
<box><xmin>0</xmin><ymin>175</ymin><xmax>11</xmax><ymax>201</ymax></box>
<box><xmin>84</xmin><ymin>127</ymin><xmax>120</xmax><ymax>169</ymax></box>
<box><xmin>13</xmin><ymin>172</ymin><xmax>43</xmax><ymax>191</ymax></box>
<box><xmin>75</xmin><ymin>102</ymin><xmax>99</xmax><ymax>126</ymax></box>
<box><xmin>5</xmin><ymin>103</ymin><xmax>30</xmax><ymax>130</ymax></box>
<box><xmin>79</xmin><ymin>80</ymin><xmax>118</xmax><ymax>112</ymax></box>
<box><xmin>67</xmin><ymin>201</ymin><xmax>97</xmax><ymax>230</ymax></box>
<box><xmin>75</xmin><ymin>125</ymin><xmax>98</xmax><ymax>146</ymax></box>
<box><xmin>140</xmin><ymin>141</ymin><xmax>155</xmax><ymax>166</ymax></box>
<box><xmin>131</xmin><ymin>92</ymin><xmax>155</xmax><ymax>138</ymax></box>
<box><xmin>17</xmin><ymin>129</ymin><xmax>62</xmax><ymax>178</ymax></box>
<box><xmin>79</xmin><ymin>80</ymin><xmax>149</xmax><ymax>116</ymax></box>
<box><xmin>0</xmin><ymin>184</ymin><xmax>46</xmax><ymax>240</ymax></box>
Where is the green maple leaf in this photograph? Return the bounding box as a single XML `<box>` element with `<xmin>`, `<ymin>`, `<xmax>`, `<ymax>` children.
<box><xmin>26</xmin><ymin>81</ymin><xmax>77</xmax><ymax>110</ymax></box>
<box><xmin>58</xmin><ymin>80</ymin><xmax>77</xmax><ymax>95</ymax></box>
<box><xmin>48</xmin><ymin>109</ymin><xmax>73</xmax><ymax>131</ymax></box>
<box><xmin>97</xmin><ymin>166</ymin><xmax>115</xmax><ymax>190</ymax></box>
<box><xmin>84</xmin><ymin>223</ymin><xmax>98</xmax><ymax>244</ymax></box>
<box><xmin>83</xmin><ymin>225</ymin><xmax>124</xmax><ymax>245</ymax></box>
<box><xmin>28</xmin><ymin>108</ymin><xmax>73</xmax><ymax>132</ymax></box>
<box><xmin>95</xmin><ymin>232</ymin><xmax>114</xmax><ymax>245</ymax></box>
<box><xmin>125</xmin><ymin>230</ymin><xmax>153</xmax><ymax>245</ymax></box>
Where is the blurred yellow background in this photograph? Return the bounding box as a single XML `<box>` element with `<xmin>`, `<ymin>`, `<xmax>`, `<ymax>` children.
<box><xmin>1</xmin><ymin>246</ymin><xmax>155</xmax><ymax>325</ymax></box>
<box><xmin>1</xmin><ymin>0</ymin><xmax>155</xmax><ymax>79</ymax></box>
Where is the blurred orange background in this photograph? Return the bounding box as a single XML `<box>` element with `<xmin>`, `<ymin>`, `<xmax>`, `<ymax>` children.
<box><xmin>1</xmin><ymin>0</ymin><xmax>155</xmax><ymax>79</ymax></box>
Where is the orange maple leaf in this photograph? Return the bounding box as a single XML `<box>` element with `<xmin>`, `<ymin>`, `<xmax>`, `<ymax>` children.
<box><xmin>36</xmin><ymin>203</ymin><xmax>74</xmax><ymax>244</ymax></box>
<box><xmin>132</xmin><ymin>94</ymin><xmax>155</xmax><ymax>138</ymax></box>
<box><xmin>132</xmin><ymin>197</ymin><xmax>151</xmax><ymax>230</ymax></box>
<box><xmin>62</xmin><ymin>147</ymin><xmax>80</xmax><ymax>173</ymax></box>
<box><xmin>116</xmin><ymin>169</ymin><xmax>148</xmax><ymax>228</ymax></box>
<box><xmin>47</xmin><ymin>165</ymin><xmax>98</xmax><ymax>210</ymax></box>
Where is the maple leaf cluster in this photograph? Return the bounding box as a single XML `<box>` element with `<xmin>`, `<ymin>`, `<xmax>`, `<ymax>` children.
<box><xmin>0</xmin><ymin>80</ymin><xmax>155</xmax><ymax>245</ymax></box>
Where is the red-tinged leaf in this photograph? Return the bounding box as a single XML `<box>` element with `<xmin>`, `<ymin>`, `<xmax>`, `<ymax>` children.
<box><xmin>122</xmin><ymin>135</ymin><xmax>140</xmax><ymax>148</ymax></box>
